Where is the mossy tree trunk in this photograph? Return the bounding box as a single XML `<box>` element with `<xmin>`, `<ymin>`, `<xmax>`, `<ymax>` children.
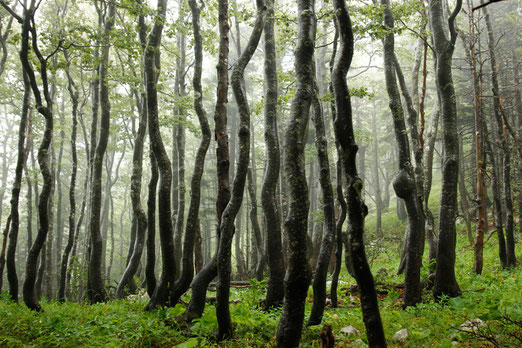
<box><xmin>215</xmin><ymin>0</ymin><xmax>265</xmax><ymax>339</ymax></box>
<box><xmin>170</xmin><ymin>0</ymin><xmax>211</xmax><ymax>305</ymax></box>
<box><xmin>332</xmin><ymin>0</ymin><xmax>386</xmax><ymax>345</ymax></box>
<box><xmin>275</xmin><ymin>1</ymin><xmax>314</xmax><ymax>346</ymax></box>
<box><xmin>144</xmin><ymin>0</ymin><xmax>176</xmax><ymax>310</ymax></box>
<box><xmin>261</xmin><ymin>0</ymin><xmax>285</xmax><ymax>310</ymax></box>
<box><xmin>430</xmin><ymin>0</ymin><xmax>463</xmax><ymax>299</ymax></box>
<box><xmin>87</xmin><ymin>0</ymin><xmax>115</xmax><ymax>304</ymax></box>
<box><xmin>381</xmin><ymin>0</ymin><xmax>425</xmax><ymax>306</ymax></box>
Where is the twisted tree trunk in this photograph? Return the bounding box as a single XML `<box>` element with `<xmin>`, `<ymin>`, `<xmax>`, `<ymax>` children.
<box><xmin>332</xmin><ymin>0</ymin><xmax>386</xmax><ymax>345</ymax></box>
<box><xmin>170</xmin><ymin>0</ymin><xmax>211</xmax><ymax>305</ymax></box>
<box><xmin>430</xmin><ymin>0</ymin><xmax>463</xmax><ymax>299</ymax></box>
<box><xmin>276</xmin><ymin>1</ymin><xmax>314</xmax><ymax>346</ymax></box>
<box><xmin>261</xmin><ymin>0</ymin><xmax>285</xmax><ymax>310</ymax></box>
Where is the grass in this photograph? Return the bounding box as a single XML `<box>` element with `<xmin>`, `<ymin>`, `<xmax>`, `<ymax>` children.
<box><xmin>0</xmin><ymin>217</ymin><xmax>520</xmax><ymax>347</ymax></box>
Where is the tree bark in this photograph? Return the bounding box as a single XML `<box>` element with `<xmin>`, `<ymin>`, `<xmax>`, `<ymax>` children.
<box><xmin>382</xmin><ymin>0</ymin><xmax>424</xmax><ymax>307</ymax></box>
<box><xmin>306</xmin><ymin>66</ymin><xmax>336</xmax><ymax>326</ymax></box>
<box><xmin>332</xmin><ymin>0</ymin><xmax>386</xmax><ymax>345</ymax></box>
<box><xmin>216</xmin><ymin>0</ymin><xmax>265</xmax><ymax>339</ymax></box>
<box><xmin>170</xmin><ymin>0</ymin><xmax>211</xmax><ymax>305</ymax></box>
<box><xmin>5</xmin><ymin>70</ymin><xmax>30</xmax><ymax>301</ymax></box>
<box><xmin>1</xmin><ymin>0</ymin><xmax>57</xmax><ymax>311</ymax></box>
<box><xmin>430</xmin><ymin>0</ymin><xmax>463</xmax><ymax>299</ymax></box>
<box><xmin>275</xmin><ymin>1</ymin><xmax>314</xmax><ymax>346</ymax></box>
<box><xmin>58</xmin><ymin>58</ymin><xmax>78</xmax><ymax>302</ymax></box>
<box><xmin>144</xmin><ymin>0</ymin><xmax>175</xmax><ymax>310</ymax></box>
<box><xmin>483</xmin><ymin>5</ymin><xmax>516</xmax><ymax>267</ymax></box>
<box><xmin>184</xmin><ymin>0</ymin><xmax>232</xmax><ymax>320</ymax></box>
<box><xmin>261</xmin><ymin>0</ymin><xmax>285</xmax><ymax>310</ymax></box>
<box><xmin>87</xmin><ymin>0</ymin><xmax>115</xmax><ymax>304</ymax></box>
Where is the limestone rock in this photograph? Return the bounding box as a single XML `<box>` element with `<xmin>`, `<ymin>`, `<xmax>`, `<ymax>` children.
<box><xmin>392</xmin><ymin>328</ymin><xmax>408</xmax><ymax>342</ymax></box>
<box><xmin>339</xmin><ymin>325</ymin><xmax>361</xmax><ymax>336</ymax></box>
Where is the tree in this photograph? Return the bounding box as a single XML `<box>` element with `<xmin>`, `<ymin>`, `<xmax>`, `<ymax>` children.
<box><xmin>215</xmin><ymin>1</ymin><xmax>265</xmax><ymax>338</ymax></box>
<box><xmin>87</xmin><ymin>0</ymin><xmax>115</xmax><ymax>304</ymax></box>
<box><xmin>144</xmin><ymin>0</ymin><xmax>175</xmax><ymax>310</ymax></box>
<box><xmin>275</xmin><ymin>0</ymin><xmax>314</xmax><ymax>345</ymax></box>
<box><xmin>170</xmin><ymin>0</ymin><xmax>211</xmax><ymax>305</ymax></box>
<box><xmin>260</xmin><ymin>0</ymin><xmax>285</xmax><ymax>310</ymax></box>
<box><xmin>430</xmin><ymin>0</ymin><xmax>463</xmax><ymax>299</ymax></box>
<box><xmin>332</xmin><ymin>0</ymin><xmax>386</xmax><ymax>345</ymax></box>
<box><xmin>0</xmin><ymin>0</ymin><xmax>55</xmax><ymax>311</ymax></box>
<box><xmin>381</xmin><ymin>0</ymin><xmax>424</xmax><ymax>307</ymax></box>
<box><xmin>58</xmin><ymin>53</ymin><xmax>79</xmax><ymax>302</ymax></box>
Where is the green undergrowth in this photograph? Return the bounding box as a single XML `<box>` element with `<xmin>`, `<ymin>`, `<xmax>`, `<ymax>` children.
<box><xmin>1</xmin><ymin>232</ymin><xmax>520</xmax><ymax>347</ymax></box>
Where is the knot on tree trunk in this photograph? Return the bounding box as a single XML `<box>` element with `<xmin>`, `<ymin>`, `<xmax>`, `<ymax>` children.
<box><xmin>393</xmin><ymin>169</ymin><xmax>414</xmax><ymax>199</ymax></box>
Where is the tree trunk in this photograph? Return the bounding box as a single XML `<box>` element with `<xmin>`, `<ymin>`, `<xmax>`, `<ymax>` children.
<box><xmin>88</xmin><ymin>1</ymin><xmax>115</xmax><ymax>304</ymax></box>
<box><xmin>144</xmin><ymin>0</ymin><xmax>175</xmax><ymax>310</ymax></box>
<box><xmin>215</xmin><ymin>1</ymin><xmax>265</xmax><ymax>339</ymax></box>
<box><xmin>371</xmin><ymin>101</ymin><xmax>382</xmax><ymax>236</ymax></box>
<box><xmin>170</xmin><ymin>0</ymin><xmax>211</xmax><ymax>305</ymax></box>
<box><xmin>276</xmin><ymin>1</ymin><xmax>314</xmax><ymax>346</ymax></box>
<box><xmin>332</xmin><ymin>1</ymin><xmax>386</xmax><ymax>346</ymax></box>
<box><xmin>483</xmin><ymin>5</ymin><xmax>516</xmax><ymax>267</ymax></box>
<box><xmin>430</xmin><ymin>0</ymin><xmax>463</xmax><ymax>299</ymax></box>
<box><xmin>382</xmin><ymin>0</ymin><xmax>424</xmax><ymax>307</ymax></box>
<box><xmin>306</xmin><ymin>66</ymin><xmax>336</xmax><ymax>326</ymax></box>
<box><xmin>5</xmin><ymin>70</ymin><xmax>30</xmax><ymax>301</ymax></box>
<box><xmin>261</xmin><ymin>0</ymin><xmax>285</xmax><ymax>310</ymax></box>
<box><xmin>116</xmin><ymin>37</ymin><xmax>149</xmax><ymax>299</ymax></box>
<box><xmin>184</xmin><ymin>0</ymin><xmax>233</xmax><ymax>320</ymax></box>
<box><xmin>247</xmin><ymin>168</ymin><xmax>264</xmax><ymax>279</ymax></box>
<box><xmin>423</xmin><ymin>99</ymin><xmax>440</xmax><ymax>270</ymax></box>
<box><xmin>58</xmin><ymin>59</ymin><xmax>78</xmax><ymax>302</ymax></box>
<box><xmin>5</xmin><ymin>0</ymin><xmax>57</xmax><ymax>311</ymax></box>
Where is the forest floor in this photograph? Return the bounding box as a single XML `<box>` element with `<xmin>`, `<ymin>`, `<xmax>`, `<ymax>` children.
<box><xmin>0</xmin><ymin>220</ymin><xmax>520</xmax><ymax>347</ymax></box>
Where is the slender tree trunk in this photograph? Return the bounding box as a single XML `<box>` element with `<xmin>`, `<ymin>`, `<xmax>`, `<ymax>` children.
<box><xmin>87</xmin><ymin>1</ymin><xmax>115</xmax><ymax>304</ymax></box>
<box><xmin>6</xmin><ymin>71</ymin><xmax>31</xmax><ymax>301</ymax></box>
<box><xmin>423</xmin><ymin>99</ymin><xmax>439</xmax><ymax>270</ymax></box>
<box><xmin>382</xmin><ymin>0</ymin><xmax>424</xmax><ymax>306</ymax></box>
<box><xmin>458</xmin><ymin>136</ymin><xmax>473</xmax><ymax>246</ymax></box>
<box><xmin>371</xmin><ymin>101</ymin><xmax>382</xmax><ymax>236</ymax></box>
<box><xmin>261</xmin><ymin>0</ymin><xmax>285</xmax><ymax>310</ymax></box>
<box><xmin>247</xmin><ymin>168</ymin><xmax>264</xmax><ymax>279</ymax></box>
<box><xmin>146</xmin><ymin>147</ymin><xmax>158</xmax><ymax>297</ymax></box>
<box><xmin>332</xmin><ymin>1</ymin><xmax>386</xmax><ymax>345</ymax></box>
<box><xmin>184</xmin><ymin>0</ymin><xmax>233</xmax><ymax>321</ymax></box>
<box><xmin>307</xmin><ymin>66</ymin><xmax>336</xmax><ymax>326</ymax></box>
<box><xmin>430</xmin><ymin>0</ymin><xmax>463</xmax><ymax>299</ymax></box>
<box><xmin>116</xmin><ymin>39</ymin><xmax>149</xmax><ymax>299</ymax></box>
<box><xmin>483</xmin><ymin>5</ymin><xmax>516</xmax><ymax>267</ymax></box>
<box><xmin>170</xmin><ymin>0</ymin><xmax>211</xmax><ymax>305</ymax></box>
<box><xmin>58</xmin><ymin>60</ymin><xmax>78</xmax><ymax>302</ymax></box>
<box><xmin>215</xmin><ymin>1</ymin><xmax>265</xmax><ymax>339</ymax></box>
<box><xmin>4</xmin><ymin>0</ymin><xmax>57</xmax><ymax>311</ymax></box>
<box><xmin>276</xmin><ymin>1</ymin><xmax>314</xmax><ymax>345</ymax></box>
<box><xmin>144</xmin><ymin>0</ymin><xmax>175</xmax><ymax>310</ymax></box>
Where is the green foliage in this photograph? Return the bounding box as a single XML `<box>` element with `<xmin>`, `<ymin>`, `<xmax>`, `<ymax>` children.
<box><xmin>1</xmin><ymin>228</ymin><xmax>519</xmax><ymax>348</ymax></box>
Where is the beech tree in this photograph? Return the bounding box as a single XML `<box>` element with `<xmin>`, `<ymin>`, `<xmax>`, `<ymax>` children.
<box><xmin>276</xmin><ymin>0</ymin><xmax>314</xmax><ymax>345</ymax></box>
<box><xmin>332</xmin><ymin>0</ymin><xmax>386</xmax><ymax>345</ymax></box>
<box><xmin>430</xmin><ymin>0</ymin><xmax>463</xmax><ymax>299</ymax></box>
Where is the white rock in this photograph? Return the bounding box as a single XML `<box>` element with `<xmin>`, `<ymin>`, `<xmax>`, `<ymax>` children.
<box><xmin>392</xmin><ymin>328</ymin><xmax>408</xmax><ymax>342</ymax></box>
<box><xmin>339</xmin><ymin>325</ymin><xmax>361</xmax><ymax>336</ymax></box>
<box><xmin>459</xmin><ymin>319</ymin><xmax>485</xmax><ymax>332</ymax></box>
<box><xmin>351</xmin><ymin>338</ymin><xmax>367</xmax><ymax>347</ymax></box>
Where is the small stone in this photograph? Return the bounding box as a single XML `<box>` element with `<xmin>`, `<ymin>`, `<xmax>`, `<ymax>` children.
<box><xmin>459</xmin><ymin>319</ymin><xmax>485</xmax><ymax>332</ymax></box>
<box><xmin>351</xmin><ymin>339</ymin><xmax>367</xmax><ymax>347</ymax></box>
<box><xmin>392</xmin><ymin>328</ymin><xmax>408</xmax><ymax>342</ymax></box>
<box><xmin>339</xmin><ymin>325</ymin><xmax>361</xmax><ymax>336</ymax></box>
